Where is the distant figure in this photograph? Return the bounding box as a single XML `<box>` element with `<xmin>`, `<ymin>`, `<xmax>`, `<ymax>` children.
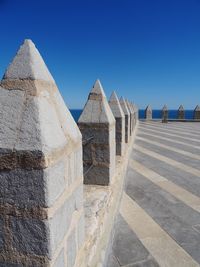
<box><xmin>177</xmin><ymin>105</ymin><xmax>185</xmax><ymax>120</ymax></box>
<box><xmin>145</xmin><ymin>105</ymin><xmax>152</xmax><ymax>120</ymax></box>
<box><xmin>194</xmin><ymin>105</ymin><xmax>200</xmax><ymax>120</ymax></box>
<box><xmin>162</xmin><ymin>105</ymin><xmax>168</xmax><ymax>123</ymax></box>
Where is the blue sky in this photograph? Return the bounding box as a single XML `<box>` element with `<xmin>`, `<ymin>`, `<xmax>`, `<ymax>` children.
<box><xmin>0</xmin><ymin>0</ymin><xmax>200</xmax><ymax>109</ymax></box>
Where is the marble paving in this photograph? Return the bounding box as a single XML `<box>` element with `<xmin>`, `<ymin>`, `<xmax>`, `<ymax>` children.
<box><xmin>107</xmin><ymin>121</ymin><xmax>200</xmax><ymax>267</ymax></box>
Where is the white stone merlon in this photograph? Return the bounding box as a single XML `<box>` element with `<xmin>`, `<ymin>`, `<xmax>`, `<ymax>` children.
<box><xmin>194</xmin><ymin>105</ymin><xmax>200</xmax><ymax>120</ymax></box>
<box><xmin>78</xmin><ymin>79</ymin><xmax>116</xmax><ymax>185</ymax></box>
<box><xmin>126</xmin><ymin>100</ymin><xmax>134</xmax><ymax>134</ymax></box>
<box><xmin>3</xmin><ymin>39</ymin><xmax>55</xmax><ymax>82</ymax></box>
<box><xmin>0</xmin><ymin>39</ymin><xmax>84</xmax><ymax>267</ymax></box>
<box><xmin>178</xmin><ymin>105</ymin><xmax>185</xmax><ymax>120</ymax></box>
<box><xmin>120</xmin><ymin>97</ymin><xmax>130</xmax><ymax>143</ymax></box>
<box><xmin>109</xmin><ymin>91</ymin><xmax>125</xmax><ymax>156</ymax></box>
<box><xmin>145</xmin><ymin>105</ymin><xmax>152</xmax><ymax>120</ymax></box>
<box><xmin>162</xmin><ymin>104</ymin><xmax>168</xmax><ymax>122</ymax></box>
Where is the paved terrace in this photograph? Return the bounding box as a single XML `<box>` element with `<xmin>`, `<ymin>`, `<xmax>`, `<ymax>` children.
<box><xmin>107</xmin><ymin>121</ymin><xmax>200</xmax><ymax>267</ymax></box>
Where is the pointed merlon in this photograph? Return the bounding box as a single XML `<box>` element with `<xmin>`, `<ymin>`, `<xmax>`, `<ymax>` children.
<box><xmin>194</xmin><ymin>105</ymin><xmax>200</xmax><ymax>111</ymax></box>
<box><xmin>120</xmin><ymin>97</ymin><xmax>130</xmax><ymax>115</ymax></box>
<box><xmin>0</xmin><ymin>39</ymin><xmax>81</xmax><ymax>154</ymax></box>
<box><xmin>146</xmin><ymin>105</ymin><xmax>152</xmax><ymax>111</ymax></box>
<box><xmin>162</xmin><ymin>104</ymin><xmax>168</xmax><ymax>111</ymax></box>
<box><xmin>78</xmin><ymin>79</ymin><xmax>115</xmax><ymax>124</ymax></box>
<box><xmin>2</xmin><ymin>39</ymin><xmax>55</xmax><ymax>83</ymax></box>
<box><xmin>178</xmin><ymin>105</ymin><xmax>184</xmax><ymax>111</ymax></box>
<box><xmin>109</xmin><ymin>91</ymin><xmax>124</xmax><ymax>118</ymax></box>
<box><xmin>145</xmin><ymin>105</ymin><xmax>152</xmax><ymax>120</ymax></box>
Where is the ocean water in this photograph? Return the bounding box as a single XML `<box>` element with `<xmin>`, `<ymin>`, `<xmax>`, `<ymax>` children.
<box><xmin>70</xmin><ymin>109</ymin><xmax>195</xmax><ymax>122</ymax></box>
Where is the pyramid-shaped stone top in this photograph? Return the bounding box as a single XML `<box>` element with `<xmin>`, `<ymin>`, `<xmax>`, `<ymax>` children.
<box><xmin>126</xmin><ymin>100</ymin><xmax>134</xmax><ymax>114</ymax></box>
<box><xmin>178</xmin><ymin>105</ymin><xmax>184</xmax><ymax>111</ymax></box>
<box><xmin>109</xmin><ymin>91</ymin><xmax>124</xmax><ymax>118</ymax></box>
<box><xmin>162</xmin><ymin>104</ymin><xmax>168</xmax><ymax>111</ymax></box>
<box><xmin>145</xmin><ymin>105</ymin><xmax>152</xmax><ymax>111</ymax></box>
<box><xmin>120</xmin><ymin>97</ymin><xmax>130</xmax><ymax>116</ymax></box>
<box><xmin>3</xmin><ymin>39</ymin><xmax>55</xmax><ymax>83</ymax></box>
<box><xmin>194</xmin><ymin>105</ymin><xmax>200</xmax><ymax>111</ymax></box>
<box><xmin>0</xmin><ymin>40</ymin><xmax>81</xmax><ymax>167</ymax></box>
<box><xmin>78</xmin><ymin>80</ymin><xmax>115</xmax><ymax>124</ymax></box>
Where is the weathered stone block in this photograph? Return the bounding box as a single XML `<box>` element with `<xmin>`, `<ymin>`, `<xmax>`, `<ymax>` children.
<box><xmin>194</xmin><ymin>105</ymin><xmax>200</xmax><ymax>120</ymax></box>
<box><xmin>177</xmin><ymin>105</ymin><xmax>185</xmax><ymax>120</ymax></box>
<box><xmin>145</xmin><ymin>105</ymin><xmax>152</xmax><ymax>120</ymax></box>
<box><xmin>53</xmin><ymin>249</ymin><xmax>65</xmax><ymax>267</ymax></box>
<box><xmin>67</xmin><ymin>229</ymin><xmax>77</xmax><ymax>267</ymax></box>
<box><xmin>120</xmin><ymin>97</ymin><xmax>130</xmax><ymax>143</ymax></box>
<box><xmin>77</xmin><ymin>213</ymin><xmax>85</xmax><ymax>249</ymax></box>
<box><xmin>0</xmin><ymin>216</ymin><xmax>4</xmax><ymax>250</ymax></box>
<box><xmin>78</xmin><ymin>80</ymin><xmax>116</xmax><ymax>185</ymax></box>
<box><xmin>0</xmin><ymin>169</ymin><xmax>46</xmax><ymax>208</ymax></box>
<box><xmin>109</xmin><ymin>92</ymin><xmax>125</xmax><ymax>156</ymax></box>
<box><xmin>11</xmin><ymin>217</ymin><xmax>49</xmax><ymax>257</ymax></box>
<box><xmin>84</xmin><ymin>164</ymin><xmax>110</xmax><ymax>185</ymax></box>
<box><xmin>49</xmin><ymin>195</ymin><xmax>74</xmax><ymax>254</ymax></box>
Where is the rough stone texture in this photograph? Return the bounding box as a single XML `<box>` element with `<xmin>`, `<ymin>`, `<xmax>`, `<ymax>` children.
<box><xmin>78</xmin><ymin>80</ymin><xmax>116</xmax><ymax>185</ymax></box>
<box><xmin>194</xmin><ymin>105</ymin><xmax>200</xmax><ymax>120</ymax></box>
<box><xmin>0</xmin><ymin>40</ymin><xmax>84</xmax><ymax>267</ymax></box>
<box><xmin>126</xmin><ymin>100</ymin><xmax>133</xmax><ymax>136</ymax></box>
<box><xmin>3</xmin><ymin>39</ymin><xmax>55</xmax><ymax>82</ymax></box>
<box><xmin>177</xmin><ymin>105</ymin><xmax>185</xmax><ymax>120</ymax></box>
<box><xmin>67</xmin><ymin>229</ymin><xmax>77</xmax><ymax>267</ymax></box>
<box><xmin>145</xmin><ymin>105</ymin><xmax>152</xmax><ymax>120</ymax></box>
<box><xmin>162</xmin><ymin>104</ymin><xmax>168</xmax><ymax>122</ymax></box>
<box><xmin>120</xmin><ymin>97</ymin><xmax>130</xmax><ymax>143</ymax></box>
<box><xmin>53</xmin><ymin>249</ymin><xmax>65</xmax><ymax>267</ymax></box>
<box><xmin>109</xmin><ymin>92</ymin><xmax>125</xmax><ymax>156</ymax></box>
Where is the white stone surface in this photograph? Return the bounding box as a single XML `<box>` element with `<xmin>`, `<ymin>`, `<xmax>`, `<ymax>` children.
<box><xmin>119</xmin><ymin>97</ymin><xmax>130</xmax><ymax>116</ymax></box>
<box><xmin>78</xmin><ymin>80</ymin><xmax>115</xmax><ymax>124</ymax></box>
<box><xmin>109</xmin><ymin>91</ymin><xmax>125</xmax><ymax>118</ymax></box>
<box><xmin>3</xmin><ymin>39</ymin><xmax>55</xmax><ymax>82</ymax></box>
<box><xmin>0</xmin><ymin>40</ymin><xmax>81</xmax><ymax>154</ymax></box>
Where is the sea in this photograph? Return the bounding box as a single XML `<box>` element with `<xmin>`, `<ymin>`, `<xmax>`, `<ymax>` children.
<box><xmin>70</xmin><ymin>109</ymin><xmax>195</xmax><ymax>122</ymax></box>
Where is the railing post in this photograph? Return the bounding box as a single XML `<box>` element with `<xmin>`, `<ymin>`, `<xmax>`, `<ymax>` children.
<box><xmin>78</xmin><ymin>80</ymin><xmax>116</xmax><ymax>185</ymax></box>
<box><xmin>0</xmin><ymin>40</ymin><xmax>85</xmax><ymax>267</ymax></box>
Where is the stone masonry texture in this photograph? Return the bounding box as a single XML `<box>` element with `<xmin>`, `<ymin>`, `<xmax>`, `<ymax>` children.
<box><xmin>177</xmin><ymin>105</ymin><xmax>185</xmax><ymax>120</ymax></box>
<box><xmin>145</xmin><ymin>105</ymin><xmax>152</xmax><ymax>120</ymax></box>
<box><xmin>194</xmin><ymin>105</ymin><xmax>200</xmax><ymax>120</ymax></box>
<box><xmin>78</xmin><ymin>80</ymin><xmax>116</xmax><ymax>185</ymax></box>
<box><xmin>109</xmin><ymin>91</ymin><xmax>125</xmax><ymax>156</ymax></box>
<box><xmin>0</xmin><ymin>40</ymin><xmax>85</xmax><ymax>266</ymax></box>
<box><xmin>120</xmin><ymin>97</ymin><xmax>130</xmax><ymax>143</ymax></box>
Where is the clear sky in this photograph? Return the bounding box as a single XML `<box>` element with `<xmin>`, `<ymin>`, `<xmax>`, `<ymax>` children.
<box><xmin>0</xmin><ymin>0</ymin><xmax>200</xmax><ymax>109</ymax></box>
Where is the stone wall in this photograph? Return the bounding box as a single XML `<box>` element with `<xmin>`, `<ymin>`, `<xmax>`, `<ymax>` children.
<box><xmin>0</xmin><ymin>39</ymin><xmax>139</xmax><ymax>267</ymax></box>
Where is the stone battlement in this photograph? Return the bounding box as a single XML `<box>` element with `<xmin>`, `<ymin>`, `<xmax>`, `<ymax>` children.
<box><xmin>0</xmin><ymin>40</ymin><xmax>138</xmax><ymax>267</ymax></box>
